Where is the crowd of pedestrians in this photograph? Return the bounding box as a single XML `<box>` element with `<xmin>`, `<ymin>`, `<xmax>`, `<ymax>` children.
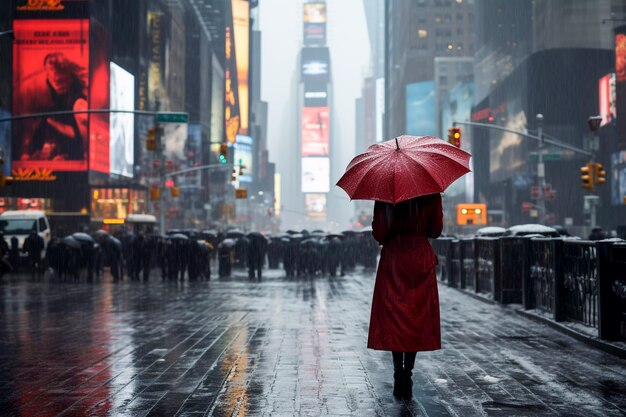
<box><xmin>0</xmin><ymin>227</ymin><xmax>381</xmax><ymax>281</ymax></box>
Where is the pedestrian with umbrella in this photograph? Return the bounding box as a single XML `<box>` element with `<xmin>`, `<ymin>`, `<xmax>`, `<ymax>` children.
<box><xmin>337</xmin><ymin>135</ymin><xmax>471</xmax><ymax>400</ymax></box>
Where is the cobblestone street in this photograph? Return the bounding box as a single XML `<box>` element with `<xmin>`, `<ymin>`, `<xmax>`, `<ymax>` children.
<box><xmin>1</xmin><ymin>269</ymin><xmax>626</xmax><ymax>417</ymax></box>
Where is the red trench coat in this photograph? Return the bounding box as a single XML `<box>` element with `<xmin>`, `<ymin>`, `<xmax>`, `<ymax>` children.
<box><xmin>367</xmin><ymin>193</ymin><xmax>443</xmax><ymax>352</ymax></box>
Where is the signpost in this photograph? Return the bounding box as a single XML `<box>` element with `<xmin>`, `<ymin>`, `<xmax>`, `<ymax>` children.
<box><xmin>156</xmin><ymin>112</ymin><xmax>189</xmax><ymax>123</ymax></box>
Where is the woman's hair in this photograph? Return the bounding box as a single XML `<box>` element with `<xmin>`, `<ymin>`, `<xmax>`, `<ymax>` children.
<box><xmin>43</xmin><ymin>52</ymin><xmax>88</xmax><ymax>95</ymax></box>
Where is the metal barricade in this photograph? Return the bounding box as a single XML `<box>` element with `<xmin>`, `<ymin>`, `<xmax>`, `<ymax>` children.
<box><xmin>431</xmin><ymin>238</ymin><xmax>453</xmax><ymax>284</ymax></box>
<box><xmin>562</xmin><ymin>240</ymin><xmax>598</xmax><ymax>329</ymax></box>
<box><xmin>460</xmin><ymin>238</ymin><xmax>476</xmax><ymax>291</ymax></box>
<box><xmin>528</xmin><ymin>238</ymin><xmax>561</xmax><ymax>317</ymax></box>
<box><xmin>448</xmin><ymin>239</ymin><xmax>462</xmax><ymax>288</ymax></box>
<box><xmin>475</xmin><ymin>237</ymin><xmax>500</xmax><ymax>298</ymax></box>
<box><xmin>498</xmin><ymin>237</ymin><xmax>528</xmax><ymax>304</ymax></box>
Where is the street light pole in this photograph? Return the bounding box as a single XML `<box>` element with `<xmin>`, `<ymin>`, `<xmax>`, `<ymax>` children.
<box><xmin>536</xmin><ymin>113</ymin><xmax>546</xmax><ymax>223</ymax></box>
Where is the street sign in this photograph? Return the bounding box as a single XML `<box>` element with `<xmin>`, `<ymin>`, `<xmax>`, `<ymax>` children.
<box><xmin>156</xmin><ymin>112</ymin><xmax>189</xmax><ymax>123</ymax></box>
<box><xmin>528</xmin><ymin>152</ymin><xmax>563</xmax><ymax>162</ymax></box>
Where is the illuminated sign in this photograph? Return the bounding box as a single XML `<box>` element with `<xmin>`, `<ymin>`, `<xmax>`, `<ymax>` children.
<box><xmin>303</xmin><ymin>3</ymin><xmax>326</xmax><ymax>23</ymax></box>
<box><xmin>11</xmin><ymin>167</ymin><xmax>57</xmax><ymax>181</ymax></box>
<box><xmin>234</xmin><ymin>134</ymin><xmax>253</xmax><ymax>183</ymax></box>
<box><xmin>89</xmin><ymin>21</ymin><xmax>110</xmax><ymax>174</ymax></box>
<box><xmin>406</xmin><ymin>81</ymin><xmax>436</xmax><ymax>137</ymax></box>
<box><xmin>471</xmin><ymin>102</ymin><xmax>507</xmax><ymax>122</ymax></box>
<box><xmin>17</xmin><ymin>0</ymin><xmax>65</xmax><ymax>11</ymax></box>
<box><xmin>301</xmin><ymin>47</ymin><xmax>330</xmax><ymax>81</ymax></box>
<box><xmin>302</xmin><ymin>107</ymin><xmax>329</xmax><ymax>157</ymax></box>
<box><xmin>301</xmin><ymin>157</ymin><xmax>329</xmax><ymax>193</ymax></box>
<box><xmin>305</xmin><ymin>193</ymin><xmax>326</xmax><ymax>217</ymax></box>
<box><xmin>110</xmin><ymin>62</ymin><xmax>135</xmax><ymax>177</ymax></box>
<box><xmin>598</xmin><ymin>73</ymin><xmax>616</xmax><ymax>127</ymax></box>
<box><xmin>232</xmin><ymin>0</ymin><xmax>250</xmax><ymax>135</ymax></box>
<box><xmin>12</xmin><ymin>19</ymin><xmax>90</xmax><ymax>172</ymax></box>
<box><xmin>303</xmin><ymin>2</ymin><xmax>326</xmax><ymax>45</ymax></box>
<box><xmin>225</xmin><ymin>24</ymin><xmax>240</xmax><ymax>143</ymax></box>
<box><xmin>616</xmin><ymin>33</ymin><xmax>626</xmax><ymax>82</ymax></box>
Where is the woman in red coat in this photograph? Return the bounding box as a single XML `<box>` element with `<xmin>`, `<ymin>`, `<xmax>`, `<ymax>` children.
<box><xmin>367</xmin><ymin>193</ymin><xmax>443</xmax><ymax>399</ymax></box>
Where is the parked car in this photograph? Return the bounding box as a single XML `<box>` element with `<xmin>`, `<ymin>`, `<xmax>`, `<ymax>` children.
<box><xmin>503</xmin><ymin>224</ymin><xmax>560</xmax><ymax>238</ymax></box>
<box><xmin>0</xmin><ymin>210</ymin><xmax>51</xmax><ymax>259</ymax></box>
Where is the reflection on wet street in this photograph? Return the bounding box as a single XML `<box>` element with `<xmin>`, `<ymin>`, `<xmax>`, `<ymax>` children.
<box><xmin>1</xmin><ymin>270</ymin><xmax>626</xmax><ymax>416</ymax></box>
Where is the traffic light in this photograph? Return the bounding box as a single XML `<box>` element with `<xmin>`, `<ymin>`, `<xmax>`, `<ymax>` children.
<box><xmin>593</xmin><ymin>162</ymin><xmax>606</xmax><ymax>185</ymax></box>
<box><xmin>448</xmin><ymin>127</ymin><xmax>461</xmax><ymax>147</ymax></box>
<box><xmin>580</xmin><ymin>163</ymin><xmax>594</xmax><ymax>190</ymax></box>
<box><xmin>170</xmin><ymin>187</ymin><xmax>180</xmax><ymax>198</ymax></box>
<box><xmin>231</xmin><ymin>168</ymin><xmax>237</xmax><ymax>182</ymax></box>
<box><xmin>147</xmin><ymin>127</ymin><xmax>157</xmax><ymax>151</ymax></box>
<box><xmin>150</xmin><ymin>186</ymin><xmax>161</xmax><ymax>201</ymax></box>
<box><xmin>238</xmin><ymin>159</ymin><xmax>245</xmax><ymax>176</ymax></box>
<box><xmin>0</xmin><ymin>158</ymin><xmax>13</xmax><ymax>188</ymax></box>
<box><xmin>219</xmin><ymin>143</ymin><xmax>228</xmax><ymax>164</ymax></box>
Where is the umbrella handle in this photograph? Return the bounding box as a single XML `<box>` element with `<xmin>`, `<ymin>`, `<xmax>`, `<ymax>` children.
<box><xmin>395</xmin><ymin>137</ymin><xmax>400</xmax><ymax>151</ymax></box>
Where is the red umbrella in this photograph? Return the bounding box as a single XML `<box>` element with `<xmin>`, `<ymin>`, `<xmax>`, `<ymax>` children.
<box><xmin>336</xmin><ymin>135</ymin><xmax>471</xmax><ymax>204</ymax></box>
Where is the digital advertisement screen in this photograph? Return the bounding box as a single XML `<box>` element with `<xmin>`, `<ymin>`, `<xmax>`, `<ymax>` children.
<box><xmin>232</xmin><ymin>0</ymin><xmax>249</xmax><ymax>135</ymax></box>
<box><xmin>302</xmin><ymin>107</ymin><xmax>329</xmax><ymax>157</ymax></box>
<box><xmin>598</xmin><ymin>73</ymin><xmax>616</xmax><ymax>127</ymax></box>
<box><xmin>305</xmin><ymin>193</ymin><xmax>326</xmax><ymax>217</ymax></box>
<box><xmin>176</xmin><ymin>124</ymin><xmax>202</xmax><ymax>189</ymax></box>
<box><xmin>611</xmin><ymin>150</ymin><xmax>626</xmax><ymax>205</ymax></box>
<box><xmin>234</xmin><ymin>134</ymin><xmax>253</xmax><ymax>183</ymax></box>
<box><xmin>224</xmin><ymin>22</ymin><xmax>240</xmax><ymax>143</ymax></box>
<box><xmin>406</xmin><ymin>80</ymin><xmax>436</xmax><ymax>137</ymax></box>
<box><xmin>301</xmin><ymin>47</ymin><xmax>329</xmax><ymax>81</ymax></box>
<box><xmin>89</xmin><ymin>21</ymin><xmax>110</xmax><ymax>174</ymax></box>
<box><xmin>0</xmin><ymin>109</ymin><xmax>11</xmax><ymax>176</ymax></box>
<box><xmin>301</xmin><ymin>157</ymin><xmax>329</xmax><ymax>193</ymax></box>
<box><xmin>12</xmin><ymin>19</ymin><xmax>90</xmax><ymax>171</ymax></box>
<box><xmin>303</xmin><ymin>3</ymin><xmax>326</xmax><ymax>45</ymax></box>
<box><xmin>110</xmin><ymin>62</ymin><xmax>135</xmax><ymax>177</ymax></box>
<box><xmin>615</xmin><ymin>28</ymin><xmax>626</xmax><ymax>136</ymax></box>
<box><xmin>163</xmin><ymin>122</ymin><xmax>188</xmax><ymax>163</ymax></box>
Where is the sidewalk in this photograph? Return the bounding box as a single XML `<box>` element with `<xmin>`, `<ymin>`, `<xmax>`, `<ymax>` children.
<box><xmin>0</xmin><ymin>269</ymin><xmax>625</xmax><ymax>416</ymax></box>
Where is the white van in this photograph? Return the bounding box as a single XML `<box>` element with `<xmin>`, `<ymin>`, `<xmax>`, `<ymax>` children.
<box><xmin>0</xmin><ymin>210</ymin><xmax>51</xmax><ymax>259</ymax></box>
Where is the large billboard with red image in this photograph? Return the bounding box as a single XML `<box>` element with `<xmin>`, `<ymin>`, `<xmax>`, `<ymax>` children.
<box><xmin>301</xmin><ymin>107</ymin><xmax>329</xmax><ymax>157</ymax></box>
<box><xmin>12</xmin><ymin>18</ymin><xmax>90</xmax><ymax>171</ymax></box>
<box><xmin>615</xmin><ymin>27</ymin><xmax>626</xmax><ymax>137</ymax></box>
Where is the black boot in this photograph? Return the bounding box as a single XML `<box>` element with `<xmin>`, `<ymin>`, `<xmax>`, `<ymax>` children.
<box><xmin>392</xmin><ymin>351</ymin><xmax>404</xmax><ymax>397</ymax></box>
<box><xmin>402</xmin><ymin>352</ymin><xmax>417</xmax><ymax>400</ymax></box>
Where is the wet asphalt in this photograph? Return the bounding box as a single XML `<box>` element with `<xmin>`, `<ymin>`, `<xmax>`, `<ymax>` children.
<box><xmin>1</xmin><ymin>267</ymin><xmax>625</xmax><ymax>417</ymax></box>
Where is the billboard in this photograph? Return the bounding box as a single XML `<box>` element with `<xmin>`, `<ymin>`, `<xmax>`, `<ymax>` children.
<box><xmin>302</xmin><ymin>157</ymin><xmax>329</xmax><ymax>193</ymax></box>
<box><xmin>301</xmin><ymin>47</ymin><xmax>329</xmax><ymax>81</ymax></box>
<box><xmin>616</xmin><ymin>28</ymin><xmax>626</xmax><ymax>136</ymax></box>
<box><xmin>302</xmin><ymin>107</ymin><xmax>329</xmax><ymax>156</ymax></box>
<box><xmin>303</xmin><ymin>2</ymin><xmax>326</xmax><ymax>46</ymax></box>
<box><xmin>163</xmin><ymin>122</ymin><xmax>188</xmax><ymax>163</ymax></box>
<box><xmin>109</xmin><ymin>63</ymin><xmax>135</xmax><ymax>177</ymax></box>
<box><xmin>599</xmin><ymin>73</ymin><xmax>616</xmax><ymax>128</ymax></box>
<box><xmin>305</xmin><ymin>193</ymin><xmax>326</xmax><ymax>217</ymax></box>
<box><xmin>611</xmin><ymin>150</ymin><xmax>626</xmax><ymax>205</ymax></box>
<box><xmin>89</xmin><ymin>21</ymin><xmax>110</xmax><ymax>174</ymax></box>
<box><xmin>177</xmin><ymin>123</ymin><xmax>201</xmax><ymax>189</ymax></box>
<box><xmin>406</xmin><ymin>81</ymin><xmax>436</xmax><ymax>137</ymax></box>
<box><xmin>12</xmin><ymin>19</ymin><xmax>90</xmax><ymax>171</ymax></box>
<box><xmin>232</xmin><ymin>0</ymin><xmax>249</xmax><ymax>135</ymax></box>
<box><xmin>234</xmin><ymin>134</ymin><xmax>253</xmax><ymax>183</ymax></box>
<box><xmin>224</xmin><ymin>13</ymin><xmax>240</xmax><ymax>143</ymax></box>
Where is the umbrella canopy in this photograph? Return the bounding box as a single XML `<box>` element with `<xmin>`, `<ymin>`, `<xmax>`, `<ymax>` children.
<box><xmin>337</xmin><ymin>135</ymin><xmax>471</xmax><ymax>204</ymax></box>
<box><xmin>72</xmin><ymin>232</ymin><xmax>95</xmax><ymax>243</ymax></box>
<box><xmin>62</xmin><ymin>235</ymin><xmax>82</xmax><ymax>249</ymax></box>
<box><xmin>167</xmin><ymin>233</ymin><xmax>189</xmax><ymax>240</ymax></box>
<box><xmin>325</xmin><ymin>233</ymin><xmax>345</xmax><ymax>240</ymax></box>
<box><xmin>226</xmin><ymin>229</ymin><xmax>245</xmax><ymax>238</ymax></box>
<box><xmin>220</xmin><ymin>238</ymin><xmax>236</xmax><ymax>247</ymax></box>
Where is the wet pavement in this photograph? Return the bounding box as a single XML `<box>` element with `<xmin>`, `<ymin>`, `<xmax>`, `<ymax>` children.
<box><xmin>1</xmin><ymin>268</ymin><xmax>626</xmax><ymax>417</ymax></box>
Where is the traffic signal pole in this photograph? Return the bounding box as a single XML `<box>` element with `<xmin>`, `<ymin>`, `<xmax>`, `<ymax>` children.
<box><xmin>453</xmin><ymin>118</ymin><xmax>594</xmax><ymax>224</ymax></box>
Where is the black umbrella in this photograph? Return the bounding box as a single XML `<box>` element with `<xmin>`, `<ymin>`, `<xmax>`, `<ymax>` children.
<box><xmin>220</xmin><ymin>238</ymin><xmax>236</xmax><ymax>247</ymax></box>
<box><xmin>62</xmin><ymin>235</ymin><xmax>82</xmax><ymax>249</ymax></box>
<box><xmin>286</xmin><ymin>230</ymin><xmax>299</xmax><ymax>235</ymax></box>
<box><xmin>72</xmin><ymin>232</ymin><xmax>95</xmax><ymax>243</ymax></box>
<box><xmin>325</xmin><ymin>233</ymin><xmax>345</xmax><ymax>240</ymax></box>
<box><xmin>167</xmin><ymin>233</ymin><xmax>189</xmax><ymax>240</ymax></box>
<box><xmin>226</xmin><ymin>229</ymin><xmax>245</xmax><ymax>238</ymax></box>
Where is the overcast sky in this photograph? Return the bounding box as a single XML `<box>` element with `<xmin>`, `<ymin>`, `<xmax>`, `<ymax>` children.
<box><xmin>259</xmin><ymin>0</ymin><xmax>371</xmax><ymax>229</ymax></box>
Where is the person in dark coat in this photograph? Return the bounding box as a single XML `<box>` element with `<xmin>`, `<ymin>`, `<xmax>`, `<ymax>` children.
<box><xmin>23</xmin><ymin>231</ymin><xmax>45</xmax><ymax>273</ymax></box>
<box><xmin>368</xmin><ymin>193</ymin><xmax>443</xmax><ymax>400</ymax></box>
<box><xmin>9</xmin><ymin>236</ymin><xmax>19</xmax><ymax>270</ymax></box>
<box><xmin>247</xmin><ymin>233</ymin><xmax>268</xmax><ymax>279</ymax></box>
